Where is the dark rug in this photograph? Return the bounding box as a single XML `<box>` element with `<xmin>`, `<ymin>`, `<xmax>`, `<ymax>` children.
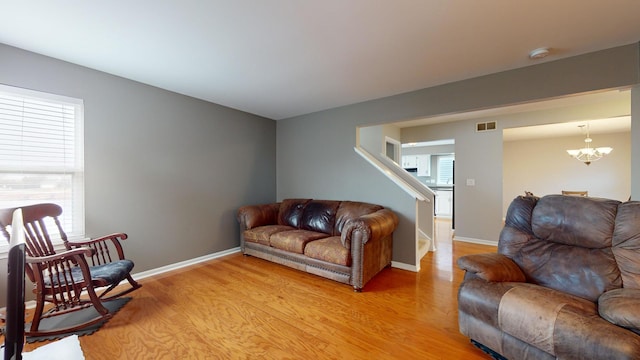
<box><xmin>26</xmin><ymin>297</ymin><xmax>131</xmax><ymax>343</ymax></box>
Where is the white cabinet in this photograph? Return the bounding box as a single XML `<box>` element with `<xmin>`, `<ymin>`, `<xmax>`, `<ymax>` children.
<box><xmin>402</xmin><ymin>155</ymin><xmax>418</xmax><ymax>168</ymax></box>
<box><xmin>416</xmin><ymin>155</ymin><xmax>430</xmax><ymax>176</ymax></box>
<box><xmin>435</xmin><ymin>189</ymin><xmax>453</xmax><ymax>217</ymax></box>
<box><xmin>402</xmin><ymin>155</ymin><xmax>431</xmax><ymax>176</ymax></box>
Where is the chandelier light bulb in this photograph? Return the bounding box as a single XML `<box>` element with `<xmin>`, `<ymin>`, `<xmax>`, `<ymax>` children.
<box><xmin>566</xmin><ymin>123</ymin><xmax>612</xmax><ymax>166</ymax></box>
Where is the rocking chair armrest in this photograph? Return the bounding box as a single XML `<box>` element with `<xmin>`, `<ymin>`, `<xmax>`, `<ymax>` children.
<box><xmin>69</xmin><ymin>232</ymin><xmax>128</xmax><ymax>246</ymax></box>
<box><xmin>25</xmin><ymin>247</ymin><xmax>94</xmax><ymax>264</ymax></box>
<box><xmin>67</xmin><ymin>232</ymin><xmax>128</xmax><ymax>259</ymax></box>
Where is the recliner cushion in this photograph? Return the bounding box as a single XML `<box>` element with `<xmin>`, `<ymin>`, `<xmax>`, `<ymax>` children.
<box><xmin>511</xmin><ymin>241</ymin><xmax>620</xmax><ymax>302</ymax></box>
<box><xmin>498</xmin><ymin>283</ymin><xmax>597</xmax><ymax>355</ymax></box>
<box><xmin>598</xmin><ymin>288</ymin><xmax>640</xmax><ymax>334</ymax></box>
<box><xmin>531</xmin><ymin>195</ymin><xmax>619</xmax><ymax>248</ymax></box>
<box><xmin>508</xmin><ymin>195</ymin><xmax>622</xmax><ymax>301</ymax></box>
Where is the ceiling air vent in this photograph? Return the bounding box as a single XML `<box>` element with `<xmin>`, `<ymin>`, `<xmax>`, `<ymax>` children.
<box><xmin>476</xmin><ymin>121</ymin><xmax>497</xmax><ymax>132</ymax></box>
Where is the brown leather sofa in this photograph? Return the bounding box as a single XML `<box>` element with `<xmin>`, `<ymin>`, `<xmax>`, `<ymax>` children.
<box><xmin>457</xmin><ymin>194</ymin><xmax>640</xmax><ymax>360</ymax></box>
<box><xmin>237</xmin><ymin>198</ymin><xmax>398</xmax><ymax>291</ymax></box>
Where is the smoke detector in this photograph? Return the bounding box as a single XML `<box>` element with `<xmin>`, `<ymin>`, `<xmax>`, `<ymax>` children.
<box><xmin>529</xmin><ymin>47</ymin><xmax>550</xmax><ymax>60</ymax></box>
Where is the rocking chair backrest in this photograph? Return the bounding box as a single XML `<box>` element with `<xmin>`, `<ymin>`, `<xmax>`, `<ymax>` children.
<box><xmin>1</xmin><ymin>203</ymin><xmax>140</xmax><ymax>339</ymax></box>
<box><xmin>0</xmin><ymin>203</ymin><xmax>68</xmax><ymax>282</ymax></box>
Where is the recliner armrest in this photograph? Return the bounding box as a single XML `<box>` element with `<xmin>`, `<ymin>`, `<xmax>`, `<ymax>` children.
<box><xmin>457</xmin><ymin>253</ymin><xmax>526</xmax><ymax>282</ymax></box>
<box><xmin>599</xmin><ymin>288</ymin><xmax>640</xmax><ymax>335</ymax></box>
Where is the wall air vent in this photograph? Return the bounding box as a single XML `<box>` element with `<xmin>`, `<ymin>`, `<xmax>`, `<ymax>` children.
<box><xmin>476</xmin><ymin>121</ymin><xmax>497</xmax><ymax>132</ymax></box>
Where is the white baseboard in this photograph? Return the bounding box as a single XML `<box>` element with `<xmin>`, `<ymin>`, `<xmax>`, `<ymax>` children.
<box><xmin>391</xmin><ymin>261</ymin><xmax>418</xmax><ymax>272</ymax></box>
<box><xmin>132</xmin><ymin>247</ymin><xmax>241</xmax><ymax>281</ymax></box>
<box><xmin>453</xmin><ymin>236</ymin><xmax>498</xmax><ymax>246</ymax></box>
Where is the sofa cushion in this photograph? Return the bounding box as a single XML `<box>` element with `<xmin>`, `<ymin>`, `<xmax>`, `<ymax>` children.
<box><xmin>300</xmin><ymin>200</ymin><xmax>340</xmax><ymax>234</ymax></box>
<box><xmin>599</xmin><ymin>288</ymin><xmax>640</xmax><ymax>334</ymax></box>
<box><xmin>278</xmin><ymin>199</ymin><xmax>311</xmax><ymax>228</ymax></box>
<box><xmin>243</xmin><ymin>225</ymin><xmax>294</xmax><ymax>245</ymax></box>
<box><xmin>334</xmin><ymin>201</ymin><xmax>383</xmax><ymax>235</ymax></box>
<box><xmin>304</xmin><ymin>236</ymin><xmax>351</xmax><ymax>266</ymax></box>
<box><xmin>270</xmin><ymin>230</ymin><xmax>328</xmax><ymax>254</ymax></box>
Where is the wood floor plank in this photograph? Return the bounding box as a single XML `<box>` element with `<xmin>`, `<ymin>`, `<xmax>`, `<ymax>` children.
<box><xmin>14</xmin><ymin>219</ymin><xmax>495</xmax><ymax>359</ymax></box>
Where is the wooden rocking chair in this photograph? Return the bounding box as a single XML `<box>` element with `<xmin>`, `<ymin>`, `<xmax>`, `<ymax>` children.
<box><xmin>0</xmin><ymin>203</ymin><xmax>141</xmax><ymax>337</ymax></box>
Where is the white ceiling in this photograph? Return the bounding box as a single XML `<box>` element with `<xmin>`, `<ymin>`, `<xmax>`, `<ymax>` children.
<box><xmin>1</xmin><ymin>1</ymin><xmax>640</xmax><ymax>120</ymax></box>
<box><xmin>396</xmin><ymin>89</ymin><xmax>632</xmax><ymax>141</ymax></box>
<box><xmin>401</xmin><ymin>113</ymin><xmax>630</xmax><ymax>148</ymax></box>
<box><xmin>503</xmin><ymin>115</ymin><xmax>631</xmax><ymax>142</ymax></box>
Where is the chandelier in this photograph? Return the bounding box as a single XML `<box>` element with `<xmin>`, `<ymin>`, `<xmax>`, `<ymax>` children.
<box><xmin>566</xmin><ymin>123</ymin><xmax>613</xmax><ymax>165</ymax></box>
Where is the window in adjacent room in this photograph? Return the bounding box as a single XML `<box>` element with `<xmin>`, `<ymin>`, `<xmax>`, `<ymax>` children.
<box><xmin>437</xmin><ymin>155</ymin><xmax>455</xmax><ymax>185</ymax></box>
<box><xmin>0</xmin><ymin>84</ymin><xmax>84</xmax><ymax>243</ymax></box>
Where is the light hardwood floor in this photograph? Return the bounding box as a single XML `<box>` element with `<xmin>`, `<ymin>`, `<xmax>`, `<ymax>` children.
<box><xmin>19</xmin><ymin>219</ymin><xmax>496</xmax><ymax>359</ymax></box>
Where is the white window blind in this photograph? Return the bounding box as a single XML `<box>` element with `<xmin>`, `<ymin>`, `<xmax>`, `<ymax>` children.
<box><xmin>0</xmin><ymin>84</ymin><xmax>84</xmax><ymax>243</ymax></box>
<box><xmin>437</xmin><ymin>155</ymin><xmax>454</xmax><ymax>185</ymax></box>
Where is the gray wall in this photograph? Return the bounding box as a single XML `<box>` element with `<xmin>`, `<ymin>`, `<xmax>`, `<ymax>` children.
<box><xmin>277</xmin><ymin>43</ymin><xmax>640</xmax><ymax>262</ymax></box>
<box><xmin>359</xmin><ymin>124</ymin><xmax>402</xmax><ymax>157</ymax></box>
<box><xmin>0</xmin><ymin>44</ymin><xmax>276</xmax><ymax>306</ymax></box>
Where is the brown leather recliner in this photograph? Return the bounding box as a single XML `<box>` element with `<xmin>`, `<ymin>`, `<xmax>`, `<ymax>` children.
<box><xmin>457</xmin><ymin>194</ymin><xmax>640</xmax><ymax>360</ymax></box>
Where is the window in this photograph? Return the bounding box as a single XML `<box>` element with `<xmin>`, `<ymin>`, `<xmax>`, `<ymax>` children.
<box><xmin>437</xmin><ymin>155</ymin><xmax>454</xmax><ymax>185</ymax></box>
<box><xmin>0</xmin><ymin>84</ymin><xmax>84</xmax><ymax>243</ymax></box>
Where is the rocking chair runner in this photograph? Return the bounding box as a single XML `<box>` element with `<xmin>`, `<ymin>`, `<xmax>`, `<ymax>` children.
<box><xmin>0</xmin><ymin>203</ymin><xmax>141</xmax><ymax>337</ymax></box>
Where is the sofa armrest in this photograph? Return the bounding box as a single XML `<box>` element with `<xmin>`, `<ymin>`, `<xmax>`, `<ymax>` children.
<box><xmin>457</xmin><ymin>253</ymin><xmax>526</xmax><ymax>282</ymax></box>
<box><xmin>341</xmin><ymin>208</ymin><xmax>399</xmax><ymax>249</ymax></box>
<box><xmin>237</xmin><ymin>203</ymin><xmax>280</xmax><ymax>230</ymax></box>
